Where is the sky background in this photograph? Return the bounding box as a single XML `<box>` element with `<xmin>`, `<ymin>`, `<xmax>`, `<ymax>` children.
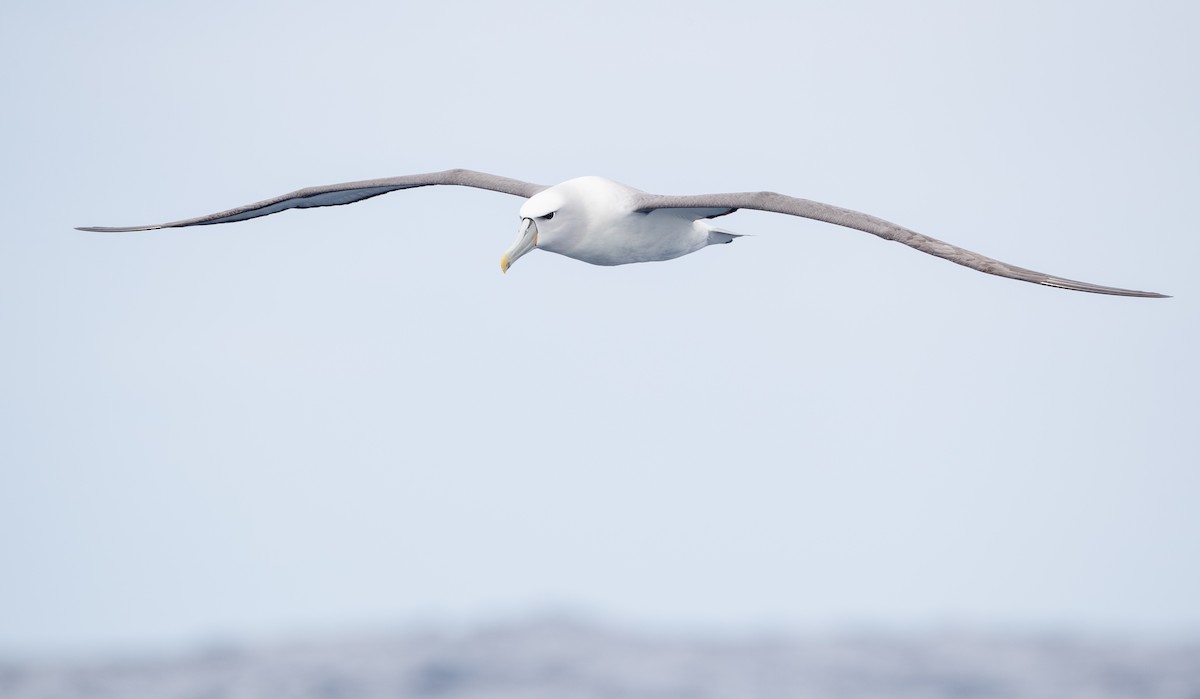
<box><xmin>1</xmin><ymin>0</ymin><xmax>1197</xmax><ymax>659</ymax></box>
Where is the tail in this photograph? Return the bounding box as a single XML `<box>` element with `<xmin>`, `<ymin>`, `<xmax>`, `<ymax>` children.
<box><xmin>702</xmin><ymin>222</ymin><xmax>743</xmax><ymax>245</ymax></box>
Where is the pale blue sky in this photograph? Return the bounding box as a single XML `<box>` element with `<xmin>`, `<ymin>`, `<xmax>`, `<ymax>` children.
<box><xmin>1</xmin><ymin>0</ymin><xmax>1197</xmax><ymax>657</ymax></box>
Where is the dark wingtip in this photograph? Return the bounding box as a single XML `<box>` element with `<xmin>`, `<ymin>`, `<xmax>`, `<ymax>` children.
<box><xmin>1037</xmin><ymin>277</ymin><xmax>1171</xmax><ymax>299</ymax></box>
<box><xmin>75</xmin><ymin>225</ymin><xmax>156</xmax><ymax>232</ymax></box>
<box><xmin>1100</xmin><ymin>288</ymin><xmax>1172</xmax><ymax>299</ymax></box>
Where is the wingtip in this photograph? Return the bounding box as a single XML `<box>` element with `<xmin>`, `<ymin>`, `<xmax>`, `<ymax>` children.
<box><xmin>74</xmin><ymin>225</ymin><xmax>155</xmax><ymax>232</ymax></box>
<box><xmin>1037</xmin><ymin>277</ymin><xmax>1171</xmax><ymax>299</ymax></box>
<box><xmin>1105</xmin><ymin>288</ymin><xmax>1172</xmax><ymax>299</ymax></box>
<box><xmin>1116</xmin><ymin>289</ymin><xmax>1171</xmax><ymax>299</ymax></box>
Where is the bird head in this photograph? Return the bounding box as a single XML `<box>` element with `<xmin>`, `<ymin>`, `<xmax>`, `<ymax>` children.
<box><xmin>501</xmin><ymin>177</ymin><xmax>634</xmax><ymax>272</ymax></box>
<box><xmin>501</xmin><ymin>188</ymin><xmax>566</xmax><ymax>273</ymax></box>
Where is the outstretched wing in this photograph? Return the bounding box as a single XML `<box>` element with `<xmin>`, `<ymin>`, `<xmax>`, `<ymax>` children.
<box><xmin>76</xmin><ymin>169</ymin><xmax>547</xmax><ymax>232</ymax></box>
<box><xmin>634</xmin><ymin>191</ymin><xmax>1167</xmax><ymax>298</ymax></box>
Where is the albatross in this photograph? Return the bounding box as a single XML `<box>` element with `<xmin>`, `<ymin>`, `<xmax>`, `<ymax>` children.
<box><xmin>77</xmin><ymin>169</ymin><xmax>1166</xmax><ymax>298</ymax></box>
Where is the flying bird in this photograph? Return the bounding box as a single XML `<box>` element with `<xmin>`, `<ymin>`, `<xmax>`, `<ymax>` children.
<box><xmin>77</xmin><ymin>169</ymin><xmax>1166</xmax><ymax>297</ymax></box>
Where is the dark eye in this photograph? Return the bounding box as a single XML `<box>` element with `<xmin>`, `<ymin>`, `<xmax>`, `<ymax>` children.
<box><xmin>543</xmin><ymin>212</ymin><xmax>554</xmax><ymax>220</ymax></box>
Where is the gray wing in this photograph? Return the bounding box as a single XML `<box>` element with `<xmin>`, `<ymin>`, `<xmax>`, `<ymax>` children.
<box><xmin>634</xmin><ymin>191</ymin><xmax>1167</xmax><ymax>298</ymax></box>
<box><xmin>76</xmin><ymin>169</ymin><xmax>547</xmax><ymax>232</ymax></box>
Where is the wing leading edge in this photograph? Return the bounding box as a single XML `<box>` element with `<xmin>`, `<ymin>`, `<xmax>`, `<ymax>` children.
<box><xmin>634</xmin><ymin>191</ymin><xmax>1167</xmax><ymax>298</ymax></box>
<box><xmin>76</xmin><ymin>169</ymin><xmax>547</xmax><ymax>232</ymax></box>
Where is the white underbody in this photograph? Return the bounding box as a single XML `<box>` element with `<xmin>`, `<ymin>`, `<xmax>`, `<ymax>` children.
<box><xmin>545</xmin><ymin>208</ymin><xmax>726</xmax><ymax>265</ymax></box>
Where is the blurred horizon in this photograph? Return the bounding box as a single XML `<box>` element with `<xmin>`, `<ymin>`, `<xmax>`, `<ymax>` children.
<box><xmin>5</xmin><ymin>617</ymin><xmax>1200</xmax><ymax>699</ymax></box>
<box><xmin>6</xmin><ymin>609</ymin><xmax>1200</xmax><ymax>665</ymax></box>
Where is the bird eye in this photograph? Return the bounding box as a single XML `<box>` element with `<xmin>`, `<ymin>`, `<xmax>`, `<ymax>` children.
<box><xmin>543</xmin><ymin>212</ymin><xmax>554</xmax><ymax>220</ymax></box>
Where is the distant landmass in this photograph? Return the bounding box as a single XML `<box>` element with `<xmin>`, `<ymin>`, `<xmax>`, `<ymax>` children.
<box><xmin>3</xmin><ymin>619</ymin><xmax>1198</xmax><ymax>698</ymax></box>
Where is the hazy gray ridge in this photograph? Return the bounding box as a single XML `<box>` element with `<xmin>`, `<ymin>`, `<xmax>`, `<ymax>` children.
<box><xmin>3</xmin><ymin>620</ymin><xmax>1199</xmax><ymax>699</ymax></box>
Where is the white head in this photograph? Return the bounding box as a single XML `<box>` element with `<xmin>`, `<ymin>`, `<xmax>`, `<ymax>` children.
<box><xmin>499</xmin><ymin>177</ymin><xmax>630</xmax><ymax>272</ymax></box>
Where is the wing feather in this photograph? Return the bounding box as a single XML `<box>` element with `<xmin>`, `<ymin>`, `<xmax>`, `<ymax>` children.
<box><xmin>76</xmin><ymin>169</ymin><xmax>546</xmax><ymax>232</ymax></box>
<box><xmin>634</xmin><ymin>191</ymin><xmax>1167</xmax><ymax>298</ymax></box>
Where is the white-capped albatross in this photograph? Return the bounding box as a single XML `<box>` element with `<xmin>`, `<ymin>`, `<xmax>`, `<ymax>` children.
<box><xmin>77</xmin><ymin>169</ymin><xmax>1167</xmax><ymax>298</ymax></box>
